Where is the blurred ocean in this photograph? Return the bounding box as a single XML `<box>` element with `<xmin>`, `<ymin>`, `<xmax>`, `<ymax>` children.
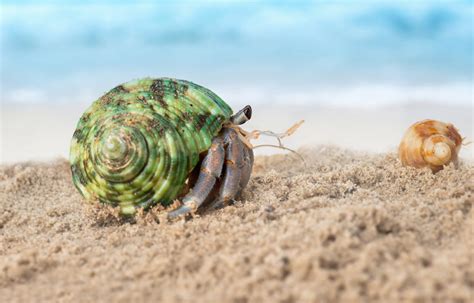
<box><xmin>1</xmin><ymin>0</ymin><xmax>473</xmax><ymax>107</ymax></box>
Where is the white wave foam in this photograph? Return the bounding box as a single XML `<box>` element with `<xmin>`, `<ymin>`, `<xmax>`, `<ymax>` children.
<box><xmin>2</xmin><ymin>82</ymin><xmax>472</xmax><ymax>108</ymax></box>
<box><xmin>218</xmin><ymin>82</ymin><xmax>473</xmax><ymax>108</ymax></box>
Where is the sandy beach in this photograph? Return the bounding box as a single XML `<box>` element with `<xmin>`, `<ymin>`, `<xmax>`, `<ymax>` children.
<box><xmin>2</xmin><ymin>1</ymin><xmax>473</xmax><ymax>301</ymax></box>
<box><xmin>0</xmin><ymin>145</ymin><xmax>472</xmax><ymax>302</ymax></box>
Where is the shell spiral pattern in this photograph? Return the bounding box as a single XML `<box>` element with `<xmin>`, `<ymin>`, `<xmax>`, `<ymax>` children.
<box><xmin>399</xmin><ymin>119</ymin><xmax>463</xmax><ymax>172</ymax></box>
<box><xmin>70</xmin><ymin>78</ymin><xmax>233</xmax><ymax>214</ymax></box>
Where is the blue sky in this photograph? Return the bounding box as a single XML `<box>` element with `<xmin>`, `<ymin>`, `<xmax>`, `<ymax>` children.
<box><xmin>1</xmin><ymin>0</ymin><xmax>472</xmax><ymax>106</ymax></box>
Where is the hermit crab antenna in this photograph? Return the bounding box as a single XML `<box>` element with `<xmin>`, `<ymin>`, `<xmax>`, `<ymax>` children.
<box><xmin>230</xmin><ymin>105</ymin><xmax>252</xmax><ymax>125</ymax></box>
<box><xmin>252</xmin><ymin>120</ymin><xmax>305</xmax><ymax>147</ymax></box>
<box><xmin>250</xmin><ymin>120</ymin><xmax>307</xmax><ymax>167</ymax></box>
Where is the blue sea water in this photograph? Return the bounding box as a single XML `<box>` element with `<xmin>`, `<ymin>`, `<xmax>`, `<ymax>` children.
<box><xmin>1</xmin><ymin>0</ymin><xmax>472</xmax><ymax>107</ymax></box>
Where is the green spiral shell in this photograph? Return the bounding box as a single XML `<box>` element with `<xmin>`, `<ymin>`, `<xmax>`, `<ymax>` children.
<box><xmin>70</xmin><ymin>78</ymin><xmax>233</xmax><ymax>215</ymax></box>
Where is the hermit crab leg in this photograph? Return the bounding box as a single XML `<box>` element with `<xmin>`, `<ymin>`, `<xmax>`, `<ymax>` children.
<box><xmin>239</xmin><ymin>142</ymin><xmax>254</xmax><ymax>192</ymax></box>
<box><xmin>208</xmin><ymin>128</ymin><xmax>246</xmax><ymax>209</ymax></box>
<box><xmin>167</xmin><ymin>136</ymin><xmax>225</xmax><ymax>219</ymax></box>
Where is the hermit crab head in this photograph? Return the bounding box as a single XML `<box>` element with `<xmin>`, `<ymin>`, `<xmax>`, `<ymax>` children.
<box><xmin>70</xmin><ymin>78</ymin><xmax>256</xmax><ymax>218</ymax></box>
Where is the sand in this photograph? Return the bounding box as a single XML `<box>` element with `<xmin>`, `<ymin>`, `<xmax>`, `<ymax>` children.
<box><xmin>0</xmin><ymin>146</ymin><xmax>473</xmax><ymax>302</ymax></box>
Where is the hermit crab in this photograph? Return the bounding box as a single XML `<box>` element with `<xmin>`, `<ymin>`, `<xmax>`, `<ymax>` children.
<box><xmin>399</xmin><ymin>119</ymin><xmax>463</xmax><ymax>172</ymax></box>
<box><xmin>70</xmin><ymin>78</ymin><xmax>301</xmax><ymax>219</ymax></box>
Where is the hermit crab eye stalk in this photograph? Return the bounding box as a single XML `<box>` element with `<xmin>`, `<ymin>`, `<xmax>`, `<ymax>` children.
<box><xmin>243</xmin><ymin>105</ymin><xmax>252</xmax><ymax>120</ymax></box>
<box><xmin>230</xmin><ymin>105</ymin><xmax>252</xmax><ymax>125</ymax></box>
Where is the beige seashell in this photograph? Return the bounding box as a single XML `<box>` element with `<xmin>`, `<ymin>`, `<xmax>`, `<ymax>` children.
<box><xmin>399</xmin><ymin>119</ymin><xmax>463</xmax><ymax>172</ymax></box>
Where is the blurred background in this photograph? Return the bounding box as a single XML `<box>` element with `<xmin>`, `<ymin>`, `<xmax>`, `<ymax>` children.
<box><xmin>1</xmin><ymin>0</ymin><xmax>473</xmax><ymax>163</ymax></box>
